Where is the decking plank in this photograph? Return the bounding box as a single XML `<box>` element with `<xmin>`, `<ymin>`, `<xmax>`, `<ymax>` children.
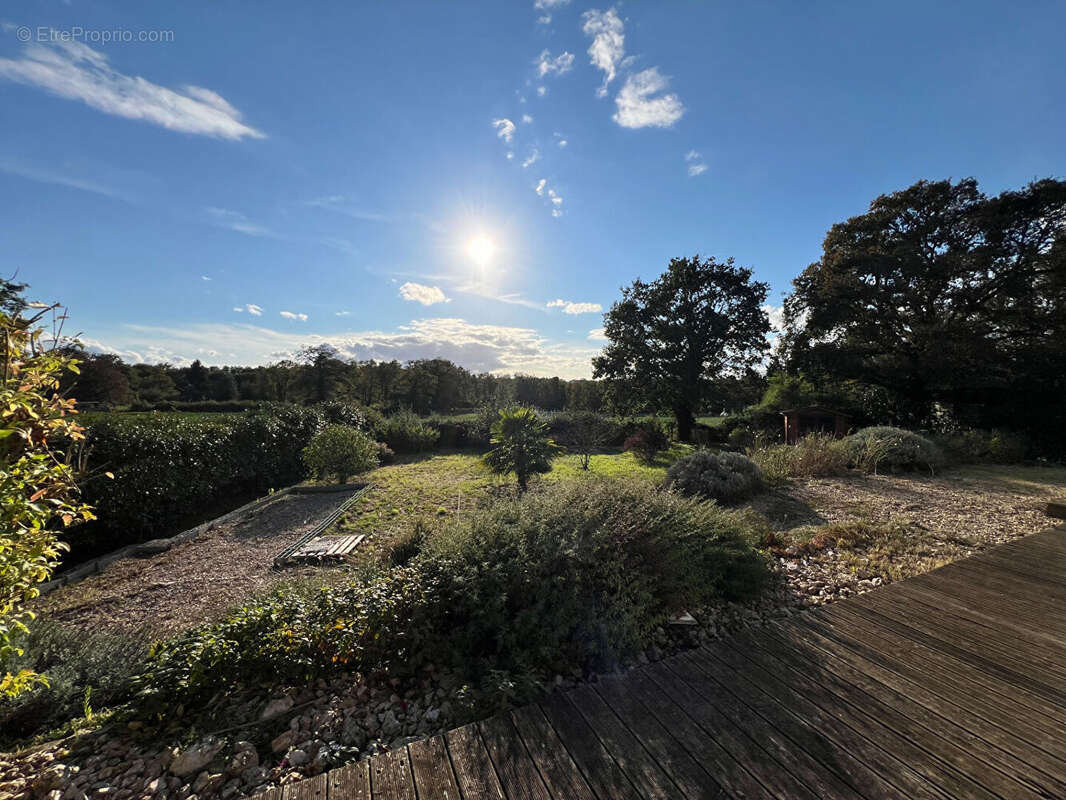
<box><xmin>370</xmin><ymin>748</ymin><xmax>416</xmax><ymax>800</ymax></box>
<box><xmin>478</xmin><ymin>714</ymin><xmax>553</xmax><ymax>800</ymax></box>
<box><xmin>326</xmin><ymin>762</ymin><xmax>371</xmax><ymax>800</ymax></box>
<box><xmin>509</xmin><ymin>704</ymin><xmax>598</xmax><ymax>800</ymax></box>
<box><xmin>408</xmin><ymin>736</ymin><xmax>461</xmax><ymax>800</ymax></box>
<box><xmin>444</xmin><ymin>724</ymin><xmax>506</xmax><ymax>800</ymax></box>
<box><xmin>288</xmin><ymin>774</ymin><xmax>328</xmax><ymax>800</ymax></box>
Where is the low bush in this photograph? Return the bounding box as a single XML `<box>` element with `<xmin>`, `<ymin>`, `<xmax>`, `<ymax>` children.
<box><xmin>133</xmin><ymin>481</ymin><xmax>768</xmax><ymax>715</ymax></box>
<box><xmin>665</xmin><ymin>450</ymin><xmax>765</xmax><ymax>503</ymax></box>
<box><xmin>934</xmin><ymin>429</ymin><xmax>1028</xmax><ymax>465</ymax></box>
<box><xmin>375</xmin><ymin>441</ymin><xmax>396</xmax><ymax>465</ymax></box>
<box><xmin>845</xmin><ymin>426</ymin><xmax>945</xmax><ymax>474</ymax></box>
<box><xmin>378</xmin><ymin>410</ymin><xmax>440</xmax><ymax>453</ymax></box>
<box><xmin>0</xmin><ymin>620</ymin><xmax>149</xmax><ymax>743</ymax></box>
<box><xmin>543</xmin><ymin>411</ymin><xmax>625</xmax><ymax>448</ymax></box>
<box><xmin>749</xmin><ymin>434</ymin><xmax>850</xmax><ymax>485</ymax></box>
<box><xmin>623</xmin><ymin>420</ymin><xmax>671</xmax><ymax>462</ymax></box>
<box><xmin>125</xmin><ymin>400</ymin><xmax>263</xmax><ymax>413</ymax></box>
<box><xmin>302</xmin><ymin>425</ymin><xmax>379</xmax><ymax>483</ymax></box>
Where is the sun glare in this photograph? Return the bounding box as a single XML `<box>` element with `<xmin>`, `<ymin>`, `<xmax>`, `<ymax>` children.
<box><xmin>466</xmin><ymin>235</ymin><xmax>496</xmax><ymax>266</ymax></box>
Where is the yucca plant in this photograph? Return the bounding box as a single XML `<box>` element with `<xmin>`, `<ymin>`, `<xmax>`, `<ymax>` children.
<box><xmin>483</xmin><ymin>407</ymin><xmax>562</xmax><ymax>491</ymax></box>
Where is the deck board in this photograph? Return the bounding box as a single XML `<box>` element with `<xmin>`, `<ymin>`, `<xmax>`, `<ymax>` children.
<box><xmin>257</xmin><ymin>524</ymin><xmax>1066</xmax><ymax>799</ymax></box>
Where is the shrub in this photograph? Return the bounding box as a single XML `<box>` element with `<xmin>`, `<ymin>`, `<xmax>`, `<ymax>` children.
<box><xmin>623</xmin><ymin>420</ymin><xmax>670</xmax><ymax>462</ymax></box>
<box><xmin>550</xmin><ymin>411</ymin><xmax>617</xmax><ymax>469</ymax></box>
<box><xmin>133</xmin><ymin>481</ymin><xmax>768</xmax><ymax>714</ymax></box>
<box><xmin>934</xmin><ymin>429</ymin><xmax>1028</xmax><ymax>465</ymax></box>
<box><xmin>0</xmin><ymin>619</ymin><xmax>148</xmax><ymax>743</ymax></box>
<box><xmin>378</xmin><ymin>410</ymin><xmax>440</xmax><ymax>453</ymax></box>
<box><xmin>1</xmin><ymin>308</ymin><xmax>93</xmax><ymax>697</ymax></box>
<box><xmin>375</xmin><ymin>441</ymin><xmax>396</xmax><ymax>465</ymax></box>
<box><xmin>665</xmin><ymin>450</ymin><xmax>765</xmax><ymax>503</ymax></box>
<box><xmin>845</xmin><ymin>426</ymin><xmax>945</xmax><ymax>474</ymax></box>
<box><xmin>484</xmin><ymin>408</ymin><xmax>562</xmax><ymax>491</ymax></box>
<box><xmin>749</xmin><ymin>434</ymin><xmax>850</xmax><ymax>485</ymax></box>
<box><xmin>302</xmin><ymin>426</ymin><xmax>379</xmax><ymax>483</ymax></box>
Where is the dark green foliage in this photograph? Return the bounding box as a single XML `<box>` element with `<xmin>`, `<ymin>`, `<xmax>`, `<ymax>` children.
<box><xmin>543</xmin><ymin>411</ymin><xmax>625</xmax><ymax>448</ymax></box>
<box><xmin>845</xmin><ymin>427</ymin><xmax>945</xmax><ymax>473</ymax></box>
<box><xmin>0</xmin><ymin>620</ymin><xmax>148</xmax><ymax>743</ymax></box>
<box><xmin>375</xmin><ymin>441</ymin><xmax>396</xmax><ymax>465</ymax></box>
<box><xmin>933</xmin><ymin>429</ymin><xmax>1028</xmax><ymax>465</ymax></box>
<box><xmin>785</xmin><ymin>177</ymin><xmax>1066</xmax><ymax>454</ymax></box>
<box><xmin>74</xmin><ymin>402</ymin><xmax>365</xmax><ymax>554</ymax></box>
<box><xmin>133</xmin><ymin>481</ymin><xmax>768</xmax><ymax>713</ymax></box>
<box><xmin>483</xmin><ymin>408</ymin><xmax>562</xmax><ymax>490</ymax></box>
<box><xmin>126</xmin><ymin>399</ymin><xmax>264</xmax><ymax>412</ymax></box>
<box><xmin>377</xmin><ymin>410</ymin><xmax>440</xmax><ymax>453</ymax></box>
<box><xmin>302</xmin><ymin>425</ymin><xmax>379</xmax><ymax>483</ymax></box>
<box><xmin>665</xmin><ymin>450</ymin><xmax>766</xmax><ymax>503</ymax></box>
<box><xmin>594</xmin><ymin>255</ymin><xmax>771</xmax><ymax>441</ymax></box>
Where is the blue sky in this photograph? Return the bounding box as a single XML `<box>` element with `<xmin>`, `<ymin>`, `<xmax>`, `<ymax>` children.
<box><xmin>2</xmin><ymin>1</ymin><xmax>1064</xmax><ymax>378</ymax></box>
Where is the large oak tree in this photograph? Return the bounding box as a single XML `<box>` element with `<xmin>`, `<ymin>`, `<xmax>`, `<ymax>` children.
<box><xmin>784</xmin><ymin>177</ymin><xmax>1066</xmax><ymax>442</ymax></box>
<box><xmin>593</xmin><ymin>255</ymin><xmax>770</xmax><ymax>441</ymax></box>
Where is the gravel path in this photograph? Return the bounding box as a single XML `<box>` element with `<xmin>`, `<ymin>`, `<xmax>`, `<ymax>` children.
<box><xmin>36</xmin><ymin>491</ymin><xmax>355</xmax><ymax>638</ymax></box>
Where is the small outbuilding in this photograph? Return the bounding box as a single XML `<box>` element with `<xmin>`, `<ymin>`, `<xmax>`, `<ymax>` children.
<box><xmin>781</xmin><ymin>406</ymin><xmax>851</xmax><ymax>445</ymax></box>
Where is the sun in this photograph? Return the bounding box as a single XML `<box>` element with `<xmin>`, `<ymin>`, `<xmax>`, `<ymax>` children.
<box><xmin>466</xmin><ymin>235</ymin><xmax>496</xmax><ymax>266</ymax></box>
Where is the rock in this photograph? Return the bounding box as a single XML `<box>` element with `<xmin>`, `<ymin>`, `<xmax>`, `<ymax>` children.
<box><xmin>423</xmin><ymin>708</ymin><xmax>440</xmax><ymax>724</ymax></box>
<box><xmin>341</xmin><ymin>717</ymin><xmax>367</xmax><ymax>748</ymax></box>
<box><xmin>270</xmin><ymin>732</ymin><xmax>294</xmax><ymax>755</ymax></box>
<box><xmin>191</xmin><ymin>772</ymin><xmax>224</xmax><ymax>796</ymax></box>
<box><xmin>260</xmin><ymin>696</ymin><xmax>294</xmax><ymax>721</ymax></box>
<box><xmin>285</xmin><ymin>750</ymin><xmax>308</xmax><ymax>768</ymax></box>
<box><xmin>225</xmin><ymin>748</ymin><xmax>258</xmax><ymax>778</ymax></box>
<box><xmin>170</xmin><ymin>739</ymin><xmax>224</xmax><ymax>778</ymax></box>
<box><xmin>380</xmin><ymin>710</ymin><xmax>402</xmax><ymax>738</ymax></box>
<box><xmin>145</xmin><ymin>778</ymin><xmax>163</xmax><ymax>795</ymax></box>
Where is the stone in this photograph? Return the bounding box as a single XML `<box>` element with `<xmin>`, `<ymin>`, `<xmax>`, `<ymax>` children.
<box><xmin>285</xmin><ymin>750</ymin><xmax>308</xmax><ymax>768</ymax></box>
<box><xmin>191</xmin><ymin>772</ymin><xmax>224</xmax><ymax>796</ymax></box>
<box><xmin>225</xmin><ymin>749</ymin><xmax>258</xmax><ymax>778</ymax></box>
<box><xmin>340</xmin><ymin>717</ymin><xmax>366</xmax><ymax>748</ymax></box>
<box><xmin>260</xmin><ymin>696</ymin><xmax>294</xmax><ymax>721</ymax></box>
<box><xmin>270</xmin><ymin>732</ymin><xmax>294</xmax><ymax>755</ymax></box>
<box><xmin>380</xmin><ymin>710</ymin><xmax>402</xmax><ymax>738</ymax></box>
<box><xmin>170</xmin><ymin>739</ymin><xmax>224</xmax><ymax>778</ymax></box>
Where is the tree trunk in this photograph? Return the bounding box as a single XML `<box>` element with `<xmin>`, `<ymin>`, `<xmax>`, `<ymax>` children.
<box><xmin>674</xmin><ymin>406</ymin><xmax>695</xmax><ymax>443</ymax></box>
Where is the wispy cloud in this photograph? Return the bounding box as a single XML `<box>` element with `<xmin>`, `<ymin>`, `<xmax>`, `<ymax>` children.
<box><xmin>233</xmin><ymin>303</ymin><xmax>263</xmax><ymax>316</ymax></box>
<box><xmin>0</xmin><ymin>38</ymin><xmax>263</xmax><ymax>140</ymax></box>
<box><xmin>522</xmin><ymin>113</ymin><xmax>534</xmax><ymax>124</ymax></box>
<box><xmin>303</xmin><ymin>195</ymin><xmax>390</xmax><ymax>222</ymax></box>
<box><xmin>201</xmin><ymin>275</ymin><xmax>212</xmax><ymax>281</ymax></box>
<box><xmin>521</xmin><ymin>148</ymin><xmax>541</xmax><ymax>168</ymax></box>
<box><xmin>554</xmin><ymin>133</ymin><xmax>568</xmax><ymax>148</ymax></box>
<box><xmin>588</xmin><ymin>327</ymin><xmax>607</xmax><ymax>341</ymax></box>
<box><xmin>492</xmin><ymin>117</ymin><xmax>516</xmax><ymax>144</ymax></box>
<box><xmin>548</xmin><ymin>299</ymin><xmax>601</xmax><ymax>314</ymax></box>
<box><xmin>536</xmin><ymin>49</ymin><xmax>575</xmax><ymax>78</ymax></box>
<box><xmin>206</xmin><ymin>207</ymin><xmax>277</xmax><ymax>238</ymax></box>
<box><xmin>335</xmin><ymin>311</ymin><xmax>351</xmax><ymax>317</ymax></box>
<box><xmin>534</xmin><ymin>179</ymin><xmax>564</xmax><ymax>217</ymax></box>
<box><xmin>280</xmin><ymin>311</ymin><xmax>308</xmax><ymax>321</ymax></box>
<box><xmin>685</xmin><ymin>150</ymin><xmax>708</xmax><ymax>176</ymax></box>
<box><xmin>613</xmin><ymin>67</ymin><xmax>685</xmax><ymax>128</ymax></box>
<box><xmin>582</xmin><ymin>8</ymin><xmax>625</xmax><ymax>97</ymax></box>
<box><xmin>399</xmin><ymin>282</ymin><xmax>450</xmax><ymax>306</ymax></box>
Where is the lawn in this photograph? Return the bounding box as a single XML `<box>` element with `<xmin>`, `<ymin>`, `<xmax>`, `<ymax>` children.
<box><xmin>328</xmin><ymin>445</ymin><xmax>694</xmax><ymax>560</ymax></box>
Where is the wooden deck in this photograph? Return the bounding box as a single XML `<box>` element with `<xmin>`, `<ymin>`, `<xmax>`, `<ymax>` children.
<box><xmin>258</xmin><ymin>525</ymin><xmax>1066</xmax><ymax>799</ymax></box>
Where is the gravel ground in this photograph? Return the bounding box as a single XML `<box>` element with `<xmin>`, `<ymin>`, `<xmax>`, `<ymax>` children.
<box><xmin>4</xmin><ymin>466</ymin><xmax>1064</xmax><ymax>800</ymax></box>
<box><xmin>35</xmin><ymin>491</ymin><xmax>355</xmax><ymax>638</ymax></box>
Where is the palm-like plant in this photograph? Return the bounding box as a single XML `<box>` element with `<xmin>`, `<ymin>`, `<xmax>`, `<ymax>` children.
<box><xmin>483</xmin><ymin>407</ymin><xmax>562</xmax><ymax>491</ymax></box>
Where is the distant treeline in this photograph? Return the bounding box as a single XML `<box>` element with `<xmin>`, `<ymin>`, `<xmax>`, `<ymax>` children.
<box><xmin>59</xmin><ymin>344</ymin><xmax>766</xmax><ymax>416</ymax></box>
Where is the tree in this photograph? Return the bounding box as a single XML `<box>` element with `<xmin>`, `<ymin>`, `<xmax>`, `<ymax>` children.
<box><xmin>57</xmin><ymin>350</ymin><xmax>132</xmax><ymax>407</ymax></box>
<box><xmin>569</xmin><ymin>411</ymin><xmax>612</xmax><ymax>470</ymax></box>
<box><xmin>484</xmin><ymin>407</ymin><xmax>562</xmax><ymax>491</ymax></box>
<box><xmin>302</xmin><ymin>425</ymin><xmax>379</xmax><ymax>483</ymax></box>
<box><xmin>593</xmin><ymin>255</ymin><xmax>771</xmax><ymax>441</ymax></box>
<box><xmin>1</xmin><ymin>303</ymin><xmax>94</xmax><ymax>697</ymax></box>
<box><xmin>784</xmin><ymin>178</ymin><xmax>1066</xmax><ymax>439</ymax></box>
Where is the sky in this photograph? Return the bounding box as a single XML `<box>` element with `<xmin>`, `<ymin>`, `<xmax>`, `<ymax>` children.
<box><xmin>2</xmin><ymin>1</ymin><xmax>1064</xmax><ymax>378</ymax></box>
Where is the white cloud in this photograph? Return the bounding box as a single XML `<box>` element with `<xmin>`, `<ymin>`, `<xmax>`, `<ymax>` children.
<box><xmin>201</xmin><ymin>275</ymin><xmax>211</xmax><ymax>281</ymax></box>
<box><xmin>554</xmin><ymin>133</ymin><xmax>568</xmax><ymax>147</ymax></box>
<box><xmin>548</xmin><ymin>299</ymin><xmax>601</xmax><ymax>314</ymax></box>
<box><xmin>0</xmin><ymin>38</ymin><xmax>263</xmax><ymax>140</ymax></box>
<box><xmin>335</xmin><ymin>311</ymin><xmax>351</xmax><ymax>317</ymax></box>
<box><xmin>0</xmin><ymin>156</ymin><xmax>121</xmax><ymax>198</ymax></box>
<box><xmin>613</xmin><ymin>67</ymin><xmax>685</xmax><ymax>128</ymax></box>
<box><xmin>537</xmin><ymin>15</ymin><xmax>552</xmax><ymax>25</ymax></box>
<box><xmin>762</xmin><ymin>304</ymin><xmax>785</xmax><ymax>332</ymax></box>
<box><xmin>521</xmin><ymin>148</ymin><xmax>540</xmax><ymax>168</ymax></box>
<box><xmin>399</xmin><ymin>282</ymin><xmax>450</xmax><ymax>306</ymax></box>
<box><xmin>280</xmin><ymin>311</ymin><xmax>308</xmax><ymax>321</ymax></box>
<box><xmin>492</xmin><ymin>118</ymin><xmax>515</xmax><ymax>144</ymax></box>
<box><xmin>206</xmin><ymin>207</ymin><xmax>277</xmax><ymax>238</ymax></box>
<box><xmin>535</xmin><ymin>179</ymin><xmax>547</xmax><ymax>196</ymax></box>
<box><xmin>536</xmin><ymin>49</ymin><xmax>575</xmax><ymax>78</ymax></box>
<box><xmin>581</xmin><ymin>8</ymin><xmax>625</xmax><ymax>97</ymax></box>
<box><xmin>534</xmin><ymin>0</ymin><xmax>570</xmax><ymax>8</ymax></box>
<box><xmin>521</xmin><ymin>113</ymin><xmax>534</xmax><ymax>124</ymax></box>
<box><xmin>232</xmin><ymin>303</ymin><xmax>263</xmax><ymax>316</ymax></box>
<box><xmin>536</xmin><ymin>86</ymin><xmax>547</xmax><ymax>97</ymax></box>
<box><xmin>304</xmin><ymin>195</ymin><xmax>390</xmax><ymax>222</ymax></box>
<box><xmin>685</xmin><ymin>149</ymin><xmax>708</xmax><ymax>176</ymax></box>
<box><xmin>588</xmin><ymin>327</ymin><xmax>607</xmax><ymax>341</ymax></box>
<box><xmin>85</xmin><ymin>318</ymin><xmax>598</xmax><ymax>378</ymax></box>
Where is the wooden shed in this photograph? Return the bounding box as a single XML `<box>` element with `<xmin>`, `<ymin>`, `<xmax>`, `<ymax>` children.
<box><xmin>782</xmin><ymin>406</ymin><xmax>851</xmax><ymax>445</ymax></box>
